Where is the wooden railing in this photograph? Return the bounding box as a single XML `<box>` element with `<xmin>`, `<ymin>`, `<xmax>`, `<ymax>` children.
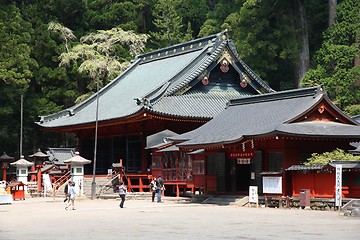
<box><xmin>125</xmin><ymin>174</ymin><xmax>152</xmax><ymax>192</ymax></box>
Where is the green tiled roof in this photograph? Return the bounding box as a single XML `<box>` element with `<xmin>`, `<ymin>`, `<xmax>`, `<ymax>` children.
<box><xmin>37</xmin><ymin>31</ymin><xmax>273</xmax><ymax>129</ymax></box>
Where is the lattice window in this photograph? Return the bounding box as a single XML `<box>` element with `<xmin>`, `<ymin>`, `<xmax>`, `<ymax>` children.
<box><xmin>268</xmin><ymin>152</ymin><xmax>283</xmax><ymax>172</ymax></box>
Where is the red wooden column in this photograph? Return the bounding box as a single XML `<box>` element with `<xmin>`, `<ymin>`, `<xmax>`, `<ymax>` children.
<box><xmin>0</xmin><ymin>152</ymin><xmax>14</xmax><ymax>181</ymax></box>
<box><xmin>29</xmin><ymin>149</ymin><xmax>49</xmax><ymax>193</ymax></box>
<box><xmin>36</xmin><ymin>165</ymin><xmax>43</xmax><ymax>192</ymax></box>
<box><xmin>2</xmin><ymin>167</ymin><xmax>8</xmax><ymax>181</ymax></box>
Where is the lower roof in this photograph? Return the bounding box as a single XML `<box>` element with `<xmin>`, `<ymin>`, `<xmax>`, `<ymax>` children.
<box><xmin>171</xmin><ymin>86</ymin><xmax>360</xmax><ymax>148</ymax></box>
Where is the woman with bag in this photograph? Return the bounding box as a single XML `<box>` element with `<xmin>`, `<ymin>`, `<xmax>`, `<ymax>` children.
<box><xmin>149</xmin><ymin>177</ymin><xmax>157</xmax><ymax>202</ymax></box>
<box><xmin>65</xmin><ymin>182</ymin><xmax>77</xmax><ymax>210</ymax></box>
<box><xmin>119</xmin><ymin>181</ymin><xmax>127</xmax><ymax>208</ymax></box>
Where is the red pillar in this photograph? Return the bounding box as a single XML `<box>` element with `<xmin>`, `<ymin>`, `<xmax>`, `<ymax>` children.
<box><xmin>2</xmin><ymin>167</ymin><xmax>8</xmax><ymax>181</ymax></box>
<box><xmin>31</xmin><ymin>165</ymin><xmax>36</xmax><ymax>181</ymax></box>
<box><xmin>37</xmin><ymin>168</ymin><xmax>42</xmax><ymax>192</ymax></box>
<box><xmin>176</xmin><ymin>184</ymin><xmax>180</xmax><ymax>197</ymax></box>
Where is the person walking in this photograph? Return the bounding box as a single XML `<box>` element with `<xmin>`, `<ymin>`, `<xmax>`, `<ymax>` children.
<box><xmin>119</xmin><ymin>181</ymin><xmax>127</xmax><ymax>208</ymax></box>
<box><xmin>149</xmin><ymin>177</ymin><xmax>157</xmax><ymax>202</ymax></box>
<box><xmin>63</xmin><ymin>181</ymin><xmax>70</xmax><ymax>203</ymax></box>
<box><xmin>156</xmin><ymin>174</ymin><xmax>164</xmax><ymax>203</ymax></box>
<box><xmin>65</xmin><ymin>182</ymin><xmax>77</xmax><ymax>210</ymax></box>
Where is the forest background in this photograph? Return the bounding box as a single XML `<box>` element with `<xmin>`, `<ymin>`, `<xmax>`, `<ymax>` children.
<box><xmin>0</xmin><ymin>0</ymin><xmax>359</xmax><ymax>158</ymax></box>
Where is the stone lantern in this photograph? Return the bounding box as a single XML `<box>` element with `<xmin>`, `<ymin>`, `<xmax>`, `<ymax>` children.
<box><xmin>29</xmin><ymin>149</ymin><xmax>49</xmax><ymax>192</ymax></box>
<box><xmin>0</xmin><ymin>152</ymin><xmax>14</xmax><ymax>181</ymax></box>
<box><xmin>10</xmin><ymin>155</ymin><xmax>34</xmax><ymax>187</ymax></box>
<box><xmin>64</xmin><ymin>152</ymin><xmax>91</xmax><ymax>197</ymax></box>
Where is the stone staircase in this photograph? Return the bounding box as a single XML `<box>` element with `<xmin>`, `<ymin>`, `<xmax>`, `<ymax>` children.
<box><xmin>341</xmin><ymin>199</ymin><xmax>360</xmax><ymax>217</ymax></box>
<box><xmin>201</xmin><ymin>195</ymin><xmax>249</xmax><ymax>206</ymax></box>
<box><xmin>82</xmin><ymin>176</ymin><xmax>153</xmax><ymax>200</ymax></box>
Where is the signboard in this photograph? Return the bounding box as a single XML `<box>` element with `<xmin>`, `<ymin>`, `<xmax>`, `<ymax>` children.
<box><xmin>237</xmin><ymin>158</ymin><xmax>251</xmax><ymax>164</ymax></box>
<box><xmin>262</xmin><ymin>176</ymin><xmax>282</xmax><ymax>194</ymax></box>
<box><xmin>249</xmin><ymin>186</ymin><xmax>258</xmax><ymax>204</ymax></box>
<box><xmin>335</xmin><ymin>165</ymin><xmax>342</xmax><ymax>207</ymax></box>
<box><xmin>227</xmin><ymin>151</ymin><xmax>254</xmax><ymax>159</ymax></box>
<box><xmin>43</xmin><ymin>174</ymin><xmax>53</xmax><ymax>194</ymax></box>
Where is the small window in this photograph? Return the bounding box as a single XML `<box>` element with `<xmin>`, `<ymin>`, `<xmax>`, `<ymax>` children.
<box><xmin>355</xmin><ymin>175</ymin><xmax>360</xmax><ymax>186</ymax></box>
<box><xmin>268</xmin><ymin>152</ymin><xmax>283</xmax><ymax>172</ymax></box>
<box><xmin>193</xmin><ymin>160</ymin><xmax>205</xmax><ymax>174</ymax></box>
<box><xmin>76</xmin><ymin>167</ymin><xmax>82</xmax><ymax>173</ymax></box>
<box><xmin>21</xmin><ymin>169</ymin><xmax>26</xmax><ymax>175</ymax></box>
<box><xmin>152</xmin><ymin>156</ymin><xmax>162</xmax><ymax>169</ymax></box>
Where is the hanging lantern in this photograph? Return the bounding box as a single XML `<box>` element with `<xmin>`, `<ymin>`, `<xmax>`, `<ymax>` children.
<box><xmin>240</xmin><ymin>79</ymin><xmax>248</xmax><ymax>88</ymax></box>
<box><xmin>318</xmin><ymin>105</ymin><xmax>325</xmax><ymax>114</ymax></box>
<box><xmin>202</xmin><ymin>76</ymin><xmax>209</xmax><ymax>85</ymax></box>
<box><xmin>220</xmin><ymin>59</ymin><xmax>229</xmax><ymax>73</ymax></box>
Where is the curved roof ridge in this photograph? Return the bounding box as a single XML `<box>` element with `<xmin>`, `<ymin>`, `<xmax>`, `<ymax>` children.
<box><xmin>227</xmin><ymin>40</ymin><xmax>274</xmax><ymax>93</ymax></box>
<box><xmin>141</xmin><ymin>46</ymin><xmax>210</xmax><ymax>104</ymax></box>
<box><xmin>136</xmin><ymin>31</ymin><xmax>224</xmax><ymax>62</ymax></box>
<box><xmin>229</xmin><ymin>86</ymin><xmax>321</xmax><ymax>107</ymax></box>
<box><xmin>321</xmin><ymin>94</ymin><xmax>360</xmax><ymax>125</ymax></box>
<box><xmin>164</xmin><ymin>40</ymin><xmax>227</xmax><ymax>96</ymax></box>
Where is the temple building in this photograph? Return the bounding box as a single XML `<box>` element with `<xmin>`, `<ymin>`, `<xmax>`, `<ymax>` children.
<box><xmin>167</xmin><ymin>86</ymin><xmax>360</xmax><ymax>197</ymax></box>
<box><xmin>36</xmin><ymin>31</ymin><xmax>273</xmax><ymax>180</ymax></box>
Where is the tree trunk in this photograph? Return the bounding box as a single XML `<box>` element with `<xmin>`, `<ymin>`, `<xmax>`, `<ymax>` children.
<box><xmin>355</xmin><ymin>35</ymin><xmax>360</xmax><ymax>67</ymax></box>
<box><xmin>294</xmin><ymin>0</ymin><xmax>310</xmax><ymax>88</ymax></box>
<box><xmin>328</xmin><ymin>0</ymin><xmax>337</xmax><ymax>27</ymax></box>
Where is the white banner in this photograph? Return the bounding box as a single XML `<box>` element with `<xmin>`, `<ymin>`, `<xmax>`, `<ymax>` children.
<box><xmin>42</xmin><ymin>174</ymin><xmax>53</xmax><ymax>194</ymax></box>
<box><xmin>249</xmin><ymin>186</ymin><xmax>258</xmax><ymax>203</ymax></box>
<box><xmin>262</xmin><ymin>176</ymin><xmax>282</xmax><ymax>194</ymax></box>
<box><xmin>335</xmin><ymin>165</ymin><xmax>342</xmax><ymax>207</ymax></box>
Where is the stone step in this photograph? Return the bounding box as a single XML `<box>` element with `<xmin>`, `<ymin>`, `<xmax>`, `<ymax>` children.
<box><xmin>202</xmin><ymin>195</ymin><xmax>247</xmax><ymax>205</ymax></box>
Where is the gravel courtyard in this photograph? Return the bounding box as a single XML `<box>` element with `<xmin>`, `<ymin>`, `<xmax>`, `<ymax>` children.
<box><xmin>1</xmin><ymin>197</ymin><xmax>359</xmax><ymax>240</ymax></box>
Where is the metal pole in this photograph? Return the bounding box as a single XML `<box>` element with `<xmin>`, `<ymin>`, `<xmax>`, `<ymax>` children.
<box><xmin>91</xmin><ymin>79</ymin><xmax>100</xmax><ymax>200</ymax></box>
<box><xmin>20</xmin><ymin>94</ymin><xmax>23</xmax><ymax>157</ymax></box>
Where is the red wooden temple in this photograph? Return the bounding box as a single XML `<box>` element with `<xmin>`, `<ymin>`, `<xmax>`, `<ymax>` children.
<box><xmin>36</xmin><ymin>31</ymin><xmax>273</xmax><ymax>195</ymax></box>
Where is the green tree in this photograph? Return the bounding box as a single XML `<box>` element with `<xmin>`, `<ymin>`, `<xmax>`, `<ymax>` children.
<box><xmin>0</xmin><ymin>3</ymin><xmax>37</xmax><ymax>156</ymax></box>
<box><xmin>176</xmin><ymin>0</ymin><xmax>209</xmax><ymax>37</ymax></box>
<box><xmin>150</xmin><ymin>0</ymin><xmax>192</xmax><ymax>48</ymax></box>
<box><xmin>224</xmin><ymin>0</ymin><xmax>300</xmax><ymax>90</ymax></box>
<box><xmin>58</xmin><ymin>27</ymin><xmax>149</xmax><ymax>102</ymax></box>
<box><xmin>302</xmin><ymin>0</ymin><xmax>360</xmax><ymax>114</ymax></box>
<box><xmin>198</xmin><ymin>0</ymin><xmax>241</xmax><ymax>37</ymax></box>
<box><xmin>305</xmin><ymin>149</ymin><xmax>360</xmax><ymax>165</ymax></box>
<box><xmin>84</xmin><ymin>0</ymin><xmax>138</xmax><ymax>32</ymax></box>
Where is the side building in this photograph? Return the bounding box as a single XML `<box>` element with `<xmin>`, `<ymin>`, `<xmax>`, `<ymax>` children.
<box><xmin>167</xmin><ymin>86</ymin><xmax>360</xmax><ymax>198</ymax></box>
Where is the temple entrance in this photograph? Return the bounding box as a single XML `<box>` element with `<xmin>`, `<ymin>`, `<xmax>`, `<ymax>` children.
<box><xmin>227</xmin><ymin>158</ymin><xmax>251</xmax><ymax>193</ymax></box>
<box><xmin>207</xmin><ymin>153</ymin><xmax>252</xmax><ymax>193</ymax></box>
<box><xmin>236</xmin><ymin>161</ymin><xmax>251</xmax><ymax>192</ymax></box>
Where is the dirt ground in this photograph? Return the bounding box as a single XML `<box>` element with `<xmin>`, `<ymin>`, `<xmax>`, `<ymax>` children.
<box><xmin>0</xmin><ymin>197</ymin><xmax>359</xmax><ymax>240</ymax></box>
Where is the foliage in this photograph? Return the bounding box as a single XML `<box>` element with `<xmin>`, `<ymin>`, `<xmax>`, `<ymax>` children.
<box><xmin>0</xmin><ymin>0</ymin><xmax>359</xmax><ymax>157</ymax></box>
<box><xmin>223</xmin><ymin>0</ymin><xmax>302</xmax><ymax>90</ymax></box>
<box><xmin>302</xmin><ymin>0</ymin><xmax>360</xmax><ymax>113</ymax></box>
<box><xmin>198</xmin><ymin>0</ymin><xmax>241</xmax><ymax>37</ymax></box>
<box><xmin>305</xmin><ymin>149</ymin><xmax>360</xmax><ymax>165</ymax></box>
<box><xmin>58</xmin><ymin>27</ymin><xmax>149</xmax><ymax>102</ymax></box>
<box><xmin>84</xmin><ymin>0</ymin><xmax>138</xmax><ymax>32</ymax></box>
<box><xmin>0</xmin><ymin>3</ymin><xmax>36</xmax><ymax>155</ymax></box>
<box><xmin>150</xmin><ymin>0</ymin><xmax>192</xmax><ymax>48</ymax></box>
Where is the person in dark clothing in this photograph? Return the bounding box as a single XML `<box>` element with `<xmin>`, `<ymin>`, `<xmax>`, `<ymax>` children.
<box><xmin>156</xmin><ymin>174</ymin><xmax>164</xmax><ymax>203</ymax></box>
<box><xmin>63</xmin><ymin>181</ymin><xmax>71</xmax><ymax>203</ymax></box>
<box><xmin>149</xmin><ymin>177</ymin><xmax>157</xmax><ymax>202</ymax></box>
<box><xmin>119</xmin><ymin>181</ymin><xmax>127</xmax><ymax>208</ymax></box>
